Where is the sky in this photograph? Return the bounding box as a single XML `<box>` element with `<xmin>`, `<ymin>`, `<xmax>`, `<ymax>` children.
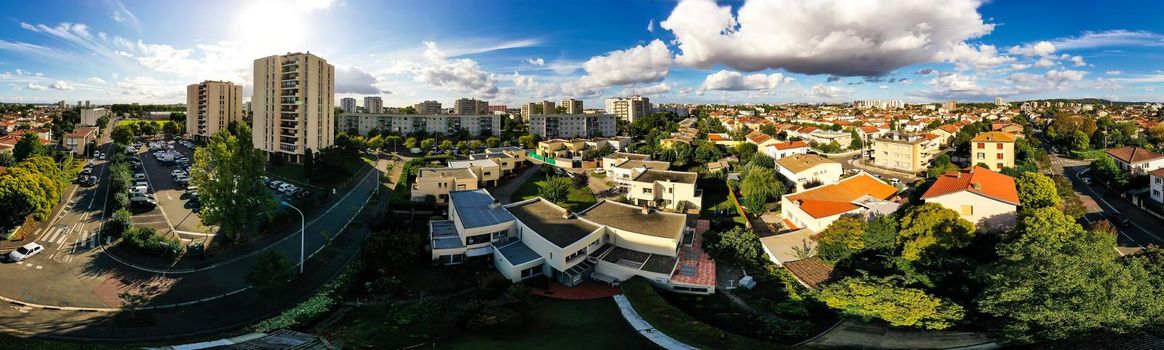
<box><xmin>2</xmin><ymin>0</ymin><xmax>1164</xmax><ymax>107</ymax></box>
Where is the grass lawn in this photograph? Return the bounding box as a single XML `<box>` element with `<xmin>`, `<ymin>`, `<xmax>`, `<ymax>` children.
<box><xmin>442</xmin><ymin>297</ymin><xmax>653</xmax><ymax>349</ymax></box>
<box><xmin>620</xmin><ymin>277</ymin><xmax>780</xmax><ymax>350</ymax></box>
<box><xmin>512</xmin><ymin>171</ymin><xmax>596</xmax><ymax>211</ymax></box>
<box><xmin>319</xmin><ymin>297</ymin><xmax>651</xmax><ymax>350</ymax></box>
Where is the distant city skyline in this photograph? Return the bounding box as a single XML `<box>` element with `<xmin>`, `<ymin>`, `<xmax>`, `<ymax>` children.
<box><xmin>1</xmin><ymin>0</ymin><xmax>1164</xmax><ymax>106</ymax></box>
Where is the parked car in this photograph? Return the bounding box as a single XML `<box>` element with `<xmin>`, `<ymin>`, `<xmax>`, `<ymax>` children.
<box><xmin>8</xmin><ymin>243</ymin><xmax>44</xmax><ymax>262</ymax></box>
<box><xmin>269</xmin><ymin>180</ymin><xmax>285</xmax><ymax>190</ymax></box>
<box><xmin>130</xmin><ymin>196</ymin><xmax>157</xmax><ymax>209</ymax></box>
<box><xmin>1081</xmin><ymin>177</ymin><xmax>1093</xmax><ymax>185</ymax></box>
<box><xmin>296</xmin><ymin>189</ymin><xmax>313</xmax><ymax>199</ymax></box>
<box><xmin>81</xmin><ymin>176</ymin><xmax>98</xmax><ymax>187</ymax></box>
<box><xmin>80</xmin><ymin>167</ymin><xmax>92</xmax><ymax>175</ymax></box>
<box><xmin>175</xmin><ymin>175</ymin><xmax>190</xmax><ymax>184</ymax></box>
<box><xmin>134</xmin><ymin>173</ymin><xmax>147</xmax><ymax>181</ymax></box>
<box><xmin>1106</xmin><ymin>213</ymin><xmax>1132</xmax><ymax>227</ymax></box>
<box><xmin>171</xmin><ymin>169</ymin><xmax>187</xmax><ymax>177</ymax></box>
<box><xmin>98</xmin><ymin>152</ymin><xmax>106</xmax><ymax>160</ymax></box>
<box><xmin>889</xmin><ymin>178</ymin><xmax>901</xmax><ymax>185</ymax></box>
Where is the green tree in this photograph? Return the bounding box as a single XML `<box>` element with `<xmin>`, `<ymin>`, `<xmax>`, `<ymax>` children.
<box><xmin>162</xmin><ymin>121</ymin><xmax>181</xmax><ymax>135</ymax></box>
<box><xmin>103</xmin><ymin>208</ymin><xmax>134</xmax><ymax>237</ymax></box>
<box><xmin>190</xmin><ymin>123</ymin><xmax>275</xmax><ymax>242</ymax></box>
<box><xmin>863</xmin><ymin>214</ymin><xmax>899</xmax><ymax>251</ymax></box>
<box><xmin>439</xmin><ymin>139</ymin><xmax>454</xmax><ymax>153</ymax></box>
<box><xmin>819</xmin><ymin>276</ymin><xmax>964</xmax><ymax>330</ymax></box>
<box><xmin>404</xmin><ymin>137</ymin><xmax>418</xmax><ymax>149</ymax></box>
<box><xmin>897</xmin><ymin>203</ymin><xmax>975</xmax><ymax>261</ymax></box>
<box><xmin>1090</xmin><ymin>155</ymin><xmax>1128</xmax><ymax>189</ymax></box>
<box><xmin>814</xmin><ymin>216</ymin><xmax>867</xmax><ymax>262</ymax></box>
<box><xmin>111</xmin><ymin>125</ymin><xmax>134</xmax><ymax>145</ymax></box>
<box><xmin>0</xmin><ymin>151</ymin><xmax>14</xmax><ymax>167</ymax></box>
<box><xmin>246</xmin><ymin>251</ymin><xmax>295</xmax><ymax>296</ymax></box>
<box><xmin>420</xmin><ymin>138</ymin><xmax>436</xmax><ymax>150</ymax></box>
<box><xmin>139</xmin><ymin>121</ymin><xmax>158</xmax><ymax>138</ymax></box>
<box><xmin>455</xmin><ymin>140</ymin><xmax>468</xmax><ymax>153</ymax></box>
<box><xmin>711</xmin><ymin>226</ymin><xmax>763</xmax><ymax>268</ymax></box>
<box><xmin>486</xmin><ymin>136</ymin><xmax>500</xmax><ymax>148</ymax></box>
<box><xmin>978</xmin><ymin>207</ymin><xmax>1162</xmax><ymax>343</ymax></box>
<box><xmin>694</xmin><ymin>141</ymin><xmax>723</xmax><ymax>164</ymax></box>
<box><xmin>671</xmin><ymin>142</ymin><xmax>693</xmax><ymax>166</ymax></box>
<box><xmin>734</xmin><ymin>142</ymin><xmax>758</xmax><ymax>161</ymax></box>
<box><xmin>538</xmin><ymin>176</ymin><xmax>571</xmax><ymax>204</ymax></box>
<box><xmin>12</xmin><ymin>133</ymin><xmax>45</xmax><ymax>162</ymax></box>
<box><xmin>1016</xmin><ymin>172</ymin><xmax>1059</xmax><ymax>210</ymax></box>
<box><xmin>1070</xmin><ymin>130</ymin><xmax>1090</xmax><ymax>152</ymax></box>
<box><xmin>738</xmin><ymin>165</ymin><xmax>783</xmax><ymax>213</ymax></box>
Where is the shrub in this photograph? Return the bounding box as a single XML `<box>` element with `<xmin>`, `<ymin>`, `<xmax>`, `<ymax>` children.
<box><xmin>247</xmin><ymin>251</ymin><xmax>295</xmax><ymax>296</ymax></box>
<box><xmin>104</xmin><ymin>209</ymin><xmax>133</xmax><ymax>237</ymax></box>
<box><xmin>121</xmin><ymin>227</ymin><xmax>183</xmax><ymax>257</ymax></box>
<box><xmin>254</xmin><ymin>258</ymin><xmax>363</xmax><ymax>332</ymax></box>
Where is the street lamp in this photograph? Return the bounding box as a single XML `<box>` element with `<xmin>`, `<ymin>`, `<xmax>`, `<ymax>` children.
<box><xmin>280</xmin><ymin>201</ymin><xmax>305</xmax><ymax>274</ymax></box>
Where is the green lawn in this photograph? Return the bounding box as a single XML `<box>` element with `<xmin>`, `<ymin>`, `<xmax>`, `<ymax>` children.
<box><xmin>512</xmin><ymin>171</ymin><xmax>596</xmax><ymax>211</ymax></box>
<box><xmin>621</xmin><ymin>277</ymin><xmax>782</xmax><ymax>350</ymax></box>
<box><xmin>442</xmin><ymin>297</ymin><xmax>653</xmax><ymax>349</ymax></box>
<box><xmin>270</xmin><ymin>155</ymin><xmax>370</xmax><ymax>188</ymax></box>
<box><xmin>319</xmin><ymin>297</ymin><xmax>651</xmax><ymax>350</ymax></box>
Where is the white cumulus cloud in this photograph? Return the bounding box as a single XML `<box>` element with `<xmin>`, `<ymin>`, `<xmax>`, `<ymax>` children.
<box><xmin>577</xmin><ymin>39</ymin><xmax>673</xmax><ymax>89</ymax></box>
<box><xmin>50</xmin><ymin>80</ymin><xmax>74</xmax><ymax>90</ymax></box>
<box><xmin>335</xmin><ymin>66</ymin><xmax>384</xmax><ymax>94</ymax></box>
<box><xmin>660</xmin><ymin>0</ymin><xmax>995</xmax><ymax>76</ymax></box>
<box><xmin>697</xmin><ymin>70</ymin><xmax>793</xmax><ymax>93</ymax></box>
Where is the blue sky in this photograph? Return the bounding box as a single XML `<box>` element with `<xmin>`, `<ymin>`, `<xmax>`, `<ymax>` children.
<box><xmin>2</xmin><ymin>0</ymin><xmax>1164</xmax><ymax>107</ymax></box>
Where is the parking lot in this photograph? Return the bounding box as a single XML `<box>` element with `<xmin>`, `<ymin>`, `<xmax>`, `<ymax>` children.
<box><xmin>128</xmin><ymin>138</ymin><xmax>211</xmax><ymax>238</ymax></box>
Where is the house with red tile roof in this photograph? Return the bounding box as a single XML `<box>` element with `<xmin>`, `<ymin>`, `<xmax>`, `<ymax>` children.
<box><xmin>763</xmin><ymin>140</ymin><xmax>810</xmax><ymax>160</ymax></box>
<box><xmin>780</xmin><ymin>173</ymin><xmax>900</xmax><ymax>233</ymax></box>
<box><xmin>921</xmin><ymin>166</ymin><xmax>1018</xmax><ymax>230</ymax></box>
<box><xmin>1106</xmin><ymin>146</ymin><xmax>1164</xmax><ymax>175</ymax></box>
<box><xmin>745</xmin><ymin>130</ymin><xmax>777</xmax><ymax>148</ymax></box>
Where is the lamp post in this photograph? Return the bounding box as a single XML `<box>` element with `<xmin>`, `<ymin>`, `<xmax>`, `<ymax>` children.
<box><xmin>281</xmin><ymin>201</ymin><xmax>305</xmax><ymax>274</ymax></box>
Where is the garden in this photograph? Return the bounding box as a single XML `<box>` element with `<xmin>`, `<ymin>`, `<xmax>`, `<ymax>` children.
<box><xmin>511</xmin><ymin>165</ymin><xmax>596</xmax><ymax>211</ymax></box>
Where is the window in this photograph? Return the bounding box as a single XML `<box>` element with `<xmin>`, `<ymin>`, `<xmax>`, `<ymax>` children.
<box><xmin>961</xmin><ymin>205</ymin><xmax>973</xmax><ymax>215</ymax></box>
<box><xmin>997</xmin><ymin>163</ymin><xmax>1004</xmax><ymax>169</ymax></box>
<box><xmin>1156</xmin><ymin>178</ymin><xmax>1162</xmax><ymax>184</ymax></box>
<box><xmin>996</xmin><ymin>143</ymin><xmax>1004</xmax><ymax>150</ymax></box>
<box><xmin>491</xmin><ymin>230</ymin><xmax>508</xmax><ymax>240</ymax></box>
<box><xmin>466</xmin><ymin>233</ymin><xmax>491</xmax><ymax>245</ymax></box>
<box><xmin>520</xmin><ymin>264</ymin><xmax>543</xmax><ymax>279</ymax></box>
<box><xmin>565</xmin><ymin>247</ymin><xmax>587</xmax><ymax>262</ymax></box>
<box><xmin>1154</xmin><ymin>190</ymin><xmax>1160</xmax><ymax>197</ymax></box>
<box><xmin>977</xmin><ymin>143</ymin><xmax>985</xmax><ymax>149</ymax></box>
<box><xmin>977</xmin><ymin>152</ymin><xmax>985</xmax><ymax>159</ymax></box>
<box><xmin>642</xmin><ymin>188</ymin><xmax>652</xmax><ymax>194</ymax></box>
<box><xmin>997</xmin><ymin>153</ymin><xmax>1004</xmax><ymax>160</ymax></box>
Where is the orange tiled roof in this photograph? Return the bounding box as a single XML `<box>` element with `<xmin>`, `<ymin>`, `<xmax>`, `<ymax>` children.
<box><xmin>971</xmin><ymin>131</ymin><xmax>1016</xmax><ymax>143</ymax></box>
<box><xmin>707</xmin><ymin>133</ymin><xmax>728</xmax><ymax>141</ymax></box>
<box><xmin>921</xmin><ymin>166</ymin><xmax>1019</xmax><ymax>205</ymax></box>
<box><xmin>938</xmin><ymin>124</ymin><xmax>960</xmax><ymax>134</ymax></box>
<box><xmin>786</xmin><ymin>174</ymin><xmax>898</xmax><ymax>218</ymax></box>
<box><xmin>746</xmin><ymin>130</ymin><xmax>772</xmax><ymax>144</ymax></box>
<box><xmin>1106</xmin><ymin>146</ymin><xmax>1164</xmax><ymax>164</ymax></box>
<box><xmin>773</xmin><ymin>140</ymin><xmax>809</xmax><ymax>150</ymax></box>
<box><xmin>859</xmin><ymin>126</ymin><xmax>880</xmax><ymax>134</ymax></box>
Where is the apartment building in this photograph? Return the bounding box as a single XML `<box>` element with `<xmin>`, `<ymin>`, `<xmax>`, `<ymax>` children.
<box><xmin>520</xmin><ymin>102</ymin><xmax>537</xmax><ymax>119</ymax></box>
<box><xmin>431</xmin><ymin>190</ymin><xmax>715</xmax><ymax>294</ymax></box>
<box><xmin>186</xmin><ymin>80</ymin><xmax>244</xmax><ymax>142</ymax></box>
<box><xmin>63</xmin><ymin>127</ymin><xmax>97</xmax><ymax>156</ymax></box>
<box><xmin>252</xmin><ymin>53</ymin><xmax>334</xmax><ymax>163</ymax></box>
<box><xmin>79</xmin><ymin>108</ymin><xmax>109</xmax><ymax>126</ymax></box>
<box><xmin>560</xmin><ymin>99</ymin><xmax>583</xmax><ymax>114</ymax></box>
<box><xmin>337</xmin><ymin>113</ymin><xmax>500</xmax><ymax>137</ymax></box>
<box><xmin>363</xmin><ymin>96</ymin><xmax>382</xmax><ymax>114</ymax></box>
<box><xmin>604</xmin><ymin>96</ymin><xmax>650</xmax><ymax>123</ymax></box>
<box><xmin>414</xmin><ymin>100</ymin><xmax>442</xmax><ymax>114</ymax></box>
<box><xmin>971</xmin><ymin>131</ymin><xmax>1015</xmax><ymax>172</ymax></box>
<box><xmin>340</xmin><ymin>97</ymin><xmax>357</xmax><ymax>113</ymax></box>
<box><xmin>852</xmin><ymin>100</ymin><xmax>903</xmax><ymax>109</ymax></box>
<box><xmin>625</xmin><ymin>170</ymin><xmax>701</xmax><ymax>211</ymax></box>
<box><xmin>541</xmin><ymin>101</ymin><xmax>556</xmax><ymax>115</ymax></box>
<box><xmin>454</xmin><ymin>98</ymin><xmax>489</xmax><ymax>115</ymax></box>
<box><xmin>527</xmin><ymin>113</ymin><xmax>616</xmax><ymax>139</ymax></box>
<box><xmin>1150</xmin><ymin>168</ymin><xmax>1164</xmax><ymax>204</ymax></box>
<box><xmin>872</xmin><ymin>133</ymin><xmax>940</xmax><ymax>173</ymax></box>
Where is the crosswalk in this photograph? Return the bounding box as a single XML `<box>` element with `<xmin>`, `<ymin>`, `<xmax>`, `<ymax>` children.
<box><xmin>40</xmin><ymin>225</ymin><xmax>72</xmax><ymax>246</ymax></box>
<box><xmin>39</xmin><ymin>224</ymin><xmax>102</xmax><ymax>251</ymax></box>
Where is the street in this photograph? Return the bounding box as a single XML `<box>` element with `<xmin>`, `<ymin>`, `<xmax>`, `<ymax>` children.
<box><xmin>1049</xmin><ymin>154</ymin><xmax>1164</xmax><ymax>255</ymax></box>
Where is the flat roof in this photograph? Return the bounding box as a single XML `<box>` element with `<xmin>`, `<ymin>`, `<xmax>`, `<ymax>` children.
<box><xmin>607</xmin><ymin>152</ymin><xmax>651</xmax><ymax>161</ymax></box>
<box><xmin>419</xmin><ymin>167</ymin><xmax>476</xmax><ymax>179</ymax></box>
<box><xmin>430</xmin><ymin>220</ymin><xmax>464</xmax><ymax>250</ymax></box>
<box><xmin>633</xmin><ymin>169</ymin><xmax>698</xmax><ymax>184</ymax></box>
<box><xmin>506</xmin><ymin>199</ymin><xmax>600</xmax><ymax>248</ymax></box>
<box><xmin>578</xmin><ymin>201</ymin><xmax>686</xmax><ymax>241</ymax></box>
<box><xmin>449</xmin><ymin>190</ymin><xmax>514</xmax><ymax>229</ymax></box>
<box><xmin>775</xmin><ymin>154</ymin><xmax>838</xmax><ymax>174</ymax></box>
<box><xmin>595</xmin><ymin>245</ymin><xmax>677</xmax><ymax>275</ymax></box>
<box><xmin>494</xmin><ymin>238</ymin><xmax>542</xmax><ymax>265</ymax></box>
<box><xmin>616</xmin><ymin>160</ymin><xmax>670</xmax><ymax>170</ymax></box>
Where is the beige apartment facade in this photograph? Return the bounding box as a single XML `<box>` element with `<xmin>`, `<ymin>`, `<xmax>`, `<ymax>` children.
<box><xmin>604</xmin><ymin>96</ymin><xmax>650</xmax><ymax>123</ymax></box>
<box><xmin>971</xmin><ymin>131</ymin><xmax>1016</xmax><ymax>171</ymax></box>
<box><xmin>560</xmin><ymin>99</ymin><xmax>583</xmax><ymax>114</ymax></box>
<box><xmin>872</xmin><ymin>133</ymin><xmax>940</xmax><ymax>173</ymax></box>
<box><xmin>252</xmin><ymin>52</ymin><xmax>335</xmax><ymax>163</ymax></box>
<box><xmin>186</xmin><ymin>81</ymin><xmax>244</xmax><ymax>141</ymax></box>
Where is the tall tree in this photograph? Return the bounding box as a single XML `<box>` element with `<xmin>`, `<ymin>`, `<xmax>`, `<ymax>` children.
<box><xmin>538</xmin><ymin>176</ymin><xmax>571</xmax><ymax>204</ymax></box>
<box><xmin>190</xmin><ymin>123</ymin><xmax>275</xmax><ymax>242</ymax></box>
<box><xmin>977</xmin><ymin>207</ymin><xmax>1162</xmax><ymax>343</ymax></box>
<box><xmin>897</xmin><ymin>203</ymin><xmax>975</xmax><ymax>261</ymax></box>
<box><xmin>111</xmin><ymin>125</ymin><xmax>134</xmax><ymax>145</ymax></box>
<box><xmin>1016</xmin><ymin>172</ymin><xmax>1059</xmax><ymax>210</ymax></box>
<box><xmin>12</xmin><ymin>133</ymin><xmax>44</xmax><ymax>162</ymax></box>
<box><xmin>819</xmin><ymin>276</ymin><xmax>964</xmax><ymax>330</ymax></box>
<box><xmin>814</xmin><ymin>216</ymin><xmax>867</xmax><ymax>262</ymax></box>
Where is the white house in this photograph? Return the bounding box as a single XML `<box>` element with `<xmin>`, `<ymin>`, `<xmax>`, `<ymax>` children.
<box><xmin>1106</xmin><ymin>146</ymin><xmax>1164</xmax><ymax>176</ymax></box>
<box><xmin>1150</xmin><ymin>168</ymin><xmax>1164</xmax><ymax>204</ymax></box>
<box><xmin>625</xmin><ymin>169</ymin><xmax>701</xmax><ymax>211</ymax></box>
<box><xmin>780</xmin><ymin>173</ymin><xmax>900</xmax><ymax>233</ymax></box>
<box><xmin>763</xmin><ymin>141</ymin><xmax>810</xmax><ymax>160</ymax></box>
<box><xmin>920</xmin><ymin>166</ymin><xmax>1019</xmax><ymax>231</ymax></box>
<box><xmin>431</xmin><ymin>189</ymin><xmax>717</xmax><ymax>295</ymax></box>
<box><xmin>775</xmin><ymin>154</ymin><xmax>843</xmax><ymax>192</ymax></box>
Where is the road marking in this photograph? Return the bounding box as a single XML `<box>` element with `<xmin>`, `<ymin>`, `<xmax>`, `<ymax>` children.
<box><xmin>35</xmin><ymin>266</ymin><xmax>42</xmax><ymax>270</ymax></box>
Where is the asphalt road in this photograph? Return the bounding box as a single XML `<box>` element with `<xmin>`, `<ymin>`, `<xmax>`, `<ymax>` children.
<box><xmin>1049</xmin><ymin>154</ymin><xmax>1164</xmax><ymax>255</ymax></box>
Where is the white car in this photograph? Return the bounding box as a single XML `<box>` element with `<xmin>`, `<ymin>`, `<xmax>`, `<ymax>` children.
<box><xmin>175</xmin><ymin>175</ymin><xmax>190</xmax><ymax>183</ymax></box>
<box><xmin>889</xmin><ymin>178</ymin><xmax>901</xmax><ymax>185</ymax></box>
<box><xmin>171</xmin><ymin>169</ymin><xmax>187</xmax><ymax>177</ymax></box>
<box><xmin>8</xmin><ymin>242</ymin><xmax>44</xmax><ymax>262</ymax></box>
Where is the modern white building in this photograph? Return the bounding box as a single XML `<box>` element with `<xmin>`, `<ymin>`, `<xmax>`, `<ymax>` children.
<box><xmin>527</xmin><ymin>114</ymin><xmax>617</xmax><ymax>139</ymax></box>
<box><xmin>252</xmin><ymin>52</ymin><xmax>335</xmax><ymax>163</ymax></box>
<box><xmin>430</xmin><ymin>189</ymin><xmax>716</xmax><ymax>294</ymax></box>
<box><xmin>605</xmin><ymin>96</ymin><xmax>651</xmax><ymax>123</ymax></box>
<box><xmin>624</xmin><ymin>169</ymin><xmax>702</xmax><ymax>211</ymax></box>
<box><xmin>363</xmin><ymin>96</ymin><xmax>382</xmax><ymax>114</ymax></box>
<box><xmin>1151</xmin><ymin>168</ymin><xmax>1164</xmax><ymax>204</ymax></box>
<box><xmin>337</xmin><ymin>113</ymin><xmax>501</xmax><ymax>137</ymax></box>
<box><xmin>775</xmin><ymin>154</ymin><xmax>843</xmax><ymax>192</ymax></box>
<box><xmin>340</xmin><ymin>97</ymin><xmax>357</xmax><ymax>113</ymax></box>
<box><xmin>1106</xmin><ymin>146</ymin><xmax>1164</xmax><ymax>176</ymax></box>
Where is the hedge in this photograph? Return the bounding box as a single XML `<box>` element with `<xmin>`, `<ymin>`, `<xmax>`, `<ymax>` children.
<box><xmin>253</xmin><ymin>257</ymin><xmax>363</xmax><ymax>332</ymax></box>
<box><xmin>621</xmin><ymin>277</ymin><xmax>782</xmax><ymax>350</ymax></box>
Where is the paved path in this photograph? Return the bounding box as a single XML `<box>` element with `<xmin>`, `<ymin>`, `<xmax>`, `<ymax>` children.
<box><xmin>613</xmin><ymin>295</ymin><xmax>698</xmax><ymax>350</ymax></box>
<box><xmin>493</xmin><ymin>166</ymin><xmax>540</xmax><ymax>204</ymax></box>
